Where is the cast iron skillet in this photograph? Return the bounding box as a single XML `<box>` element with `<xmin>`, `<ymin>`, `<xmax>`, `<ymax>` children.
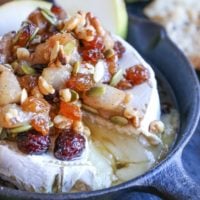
<box><xmin>0</xmin><ymin>16</ymin><xmax>200</xmax><ymax>200</ymax></box>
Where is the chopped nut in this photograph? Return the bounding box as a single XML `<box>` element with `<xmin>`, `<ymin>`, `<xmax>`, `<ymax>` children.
<box><xmin>72</xmin><ymin>120</ymin><xmax>84</xmax><ymax>134</ymax></box>
<box><xmin>63</xmin><ymin>13</ymin><xmax>83</xmax><ymax>31</ymax></box>
<box><xmin>53</xmin><ymin>115</ymin><xmax>73</xmax><ymax>130</ymax></box>
<box><xmin>20</xmin><ymin>88</ymin><xmax>28</xmax><ymax>105</ymax></box>
<box><xmin>75</xmin><ymin>25</ymin><xmax>96</xmax><ymax>41</ymax></box>
<box><xmin>124</xmin><ymin>107</ymin><xmax>139</xmax><ymax>119</ymax></box>
<box><xmin>50</xmin><ymin>41</ymin><xmax>60</xmax><ymax>62</ymax></box>
<box><xmin>132</xmin><ymin>115</ymin><xmax>140</xmax><ymax>128</ymax></box>
<box><xmin>58</xmin><ymin>45</ymin><xmax>67</xmax><ymax>65</ymax></box>
<box><xmin>31</xmin><ymin>86</ymin><xmax>43</xmax><ymax>98</ymax></box>
<box><xmin>5</xmin><ymin>109</ymin><xmax>18</xmax><ymax>124</ymax></box>
<box><xmin>16</xmin><ymin>48</ymin><xmax>30</xmax><ymax>60</ymax></box>
<box><xmin>146</xmin><ymin>134</ymin><xmax>161</xmax><ymax>146</ymax></box>
<box><xmin>59</xmin><ymin>88</ymin><xmax>71</xmax><ymax>102</ymax></box>
<box><xmin>38</xmin><ymin>76</ymin><xmax>55</xmax><ymax>95</ymax></box>
<box><xmin>123</xmin><ymin>93</ymin><xmax>133</xmax><ymax>104</ymax></box>
<box><xmin>89</xmin><ymin>14</ymin><xmax>105</xmax><ymax>36</ymax></box>
<box><xmin>149</xmin><ymin>120</ymin><xmax>165</xmax><ymax>134</ymax></box>
<box><xmin>83</xmin><ymin>126</ymin><xmax>91</xmax><ymax>137</ymax></box>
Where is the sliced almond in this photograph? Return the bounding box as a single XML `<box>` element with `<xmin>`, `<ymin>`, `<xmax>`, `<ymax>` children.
<box><xmin>93</xmin><ymin>61</ymin><xmax>105</xmax><ymax>83</ymax></box>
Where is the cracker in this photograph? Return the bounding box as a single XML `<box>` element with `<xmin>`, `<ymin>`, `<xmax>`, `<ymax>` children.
<box><xmin>144</xmin><ymin>0</ymin><xmax>200</xmax><ymax>70</ymax></box>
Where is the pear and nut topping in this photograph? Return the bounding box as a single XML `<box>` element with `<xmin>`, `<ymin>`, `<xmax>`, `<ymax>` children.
<box><xmin>0</xmin><ymin>3</ymin><xmax>156</xmax><ymax>161</ymax></box>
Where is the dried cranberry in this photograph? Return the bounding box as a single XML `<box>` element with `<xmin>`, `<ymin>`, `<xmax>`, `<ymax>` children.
<box><xmin>17</xmin><ymin>130</ymin><xmax>51</xmax><ymax>155</ymax></box>
<box><xmin>66</xmin><ymin>73</ymin><xmax>94</xmax><ymax>92</ymax></box>
<box><xmin>125</xmin><ymin>65</ymin><xmax>150</xmax><ymax>85</ymax></box>
<box><xmin>44</xmin><ymin>90</ymin><xmax>60</xmax><ymax>104</ymax></box>
<box><xmin>51</xmin><ymin>5</ymin><xmax>67</xmax><ymax>20</ymax></box>
<box><xmin>114</xmin><ymin>41</ymin><xmax>125</xmax><ymax>58</ymax></box>
<box><xmin>81</xmin><ymin>36</ymin><xmax>104</xmax><ymax>51</ymax></box>
<box><xmin>54</xmin><ymin>131</ymin><xmax>85</xmax><ymax>161</ymax></box>
<box><xmin>81</xmin><ymin>48</ymin><xmax>104</xmax><ymax>64</ymax></box>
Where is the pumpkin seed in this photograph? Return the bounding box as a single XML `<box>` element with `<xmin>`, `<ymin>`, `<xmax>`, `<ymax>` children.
<box><xmin>72</xmin><ymin>61</ymin><xmax>80</xmax><ymax>75</ymax></box>
<box><xmin>63</xmin><ymin>40</ymin><xmax>76</xmax><ymax>55</ymax></box>
<box><xmin>104</xmin><ymin>49</ymin><xmax>115</xmax><ymax>59</ymax></box>
<box><xmin>9</xmin><ymin>124</ymin><xmax>32</xmax><ymax>134</ymax></box>
<box><xmin>70</xmin><ymin>90</ymin><xmax>79</xmax><ymax>101</ymax></box>
<box><xmin>21</xmin><ymin>64</ymin><xmax>36</xmax><ymax>75</ymax></box>
<box><xmin>86</xmin><ymin>86</ymin><xmax>106</xmax><ymax>97</ymax></box>
<box><xmin>93</xmin><ymin>61</ymin><xmax>105</xmax><ymax>83</ymax></box>
<box><xmin>82</xmin><ymin>104</ymin><xmax>98</xmax><ymax>114</ymax></box>
<box><xmin>40</xmin><ymin>8</ymin><xmax>57</xmax><ymax>25</ymax></box>
<box><xmin>110</xmin><ymin>69</ymin><xmax>123</xmax><ymax>87</ymax></box>
<box><xmin>29</xmin><ymin>27</ymin><xmax>39</xmax><ymax>43</ymax></box>
<box><xmin>110</xmin><ymin>116</ymin><xmax>128</xmax><ymax>126</ymax></box>
<box><xmin>49</xmin><ymin>121</ymin><xmax>54</xmax><ymax>128</ymax></box>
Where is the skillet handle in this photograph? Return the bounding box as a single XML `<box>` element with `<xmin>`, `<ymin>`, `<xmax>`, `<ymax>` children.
<box><xmin>145</xmin><ymin>151</ymin><xmax>200</xmax><ymax>200</ymax></box>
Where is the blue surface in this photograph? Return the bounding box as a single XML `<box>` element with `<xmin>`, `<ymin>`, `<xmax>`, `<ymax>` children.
<box><xmin>126</xmin><ymin>3</ymin><xmax>200</xmax><ymax>200</ymax></box>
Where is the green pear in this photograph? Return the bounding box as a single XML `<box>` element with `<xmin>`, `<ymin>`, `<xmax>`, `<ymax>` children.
<box><xmin>54</xmin><ymin>0</ymin><xmax>128</xmax><ymax>38</ymax></box>
<box><xmin>0</xmin><ymin>0</ymin><xmax>128</xmax><ymax>38</ymax></box>
<box><xmin>0</xmin><ymin>0</ymin><xmax>51</xmax><ymax>35</ymax></box>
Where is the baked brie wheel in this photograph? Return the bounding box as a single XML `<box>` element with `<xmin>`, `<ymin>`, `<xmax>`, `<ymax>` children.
<box><xmin>0</xmin><ymin>5</ymin><xmax>164</xmax><ymax>193</ymax></box>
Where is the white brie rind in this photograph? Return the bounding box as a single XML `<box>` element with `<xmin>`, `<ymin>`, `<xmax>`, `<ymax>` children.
<box><xmin>0</xmin><ymin>137</ymin><xmax>113</xmax><ymax>193</ymax></box>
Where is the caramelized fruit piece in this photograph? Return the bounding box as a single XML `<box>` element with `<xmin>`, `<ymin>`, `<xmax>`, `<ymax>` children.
<box><xmin>81</xmin><ymin>37</ymin><xmax>104</xmax><ymax>64</ymax></box>
<box><xmin>59</xmin><ymin>101</ymin><xmax>82</xmax><ymax>121</ymax></box>
<box><xmin>82</xmin><ymin>36</ymin><xmax>104</xmax><ymax>50</ymax></box>
<box><xmin>31</xmin><ymin>115</ymin><xmax>50</xmax><ymax>136</ymax></box>
<box><xmin>22</xmin><ymin>96</ymin><xmax>50</xmax><ymax>114</ymax></box>
<box><xmin>81</xmin><ymin>48</ymin><xmax>104</xmax><ymax>64</ymax></box>
<box><xmin>66</xmin><ymin>73</ymin><xmax>94</xmax><ymax>92</ymax></box>
<box><xmin>125</xmin><ymin>65</ymin><xmax>150</xmax><ymax>85</ymax></box>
